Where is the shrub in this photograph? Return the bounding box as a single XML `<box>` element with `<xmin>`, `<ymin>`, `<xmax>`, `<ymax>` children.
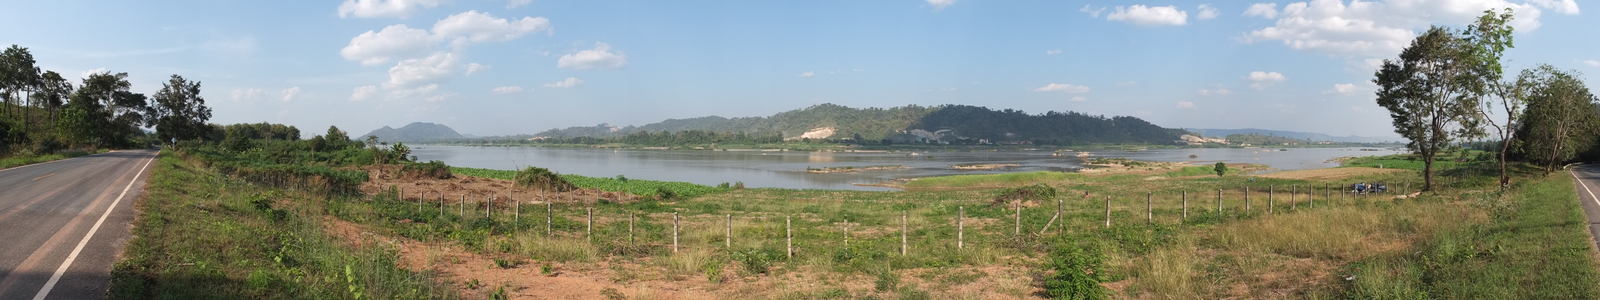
<box><xmin>513</xmin><ymin>166</ymin><xmax>576</xmax><ymax>192</ymax></box>
<box><xmin>400</xmin><ymin>160</ymin><xmax>453</xmax><ymax>179</ymax></box>
<box><xmin>992</xmin><ymin>184</ymin><xmax>1056</xmax><ymax>207</ymax></box>
<box><xmin>1044</xmin><ymin>239</ymin><xmax>1107</xmax><ymax>300</ymax></box>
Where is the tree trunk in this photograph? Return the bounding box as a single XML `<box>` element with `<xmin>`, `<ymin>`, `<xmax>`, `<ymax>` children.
<box><xmin>1423</xmin><ymin>153</ymin><xmax>1435</xmax><ymax>192</ymax></box>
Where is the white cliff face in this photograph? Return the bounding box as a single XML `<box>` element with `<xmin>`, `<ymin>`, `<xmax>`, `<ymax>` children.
<box><xmin>785</xmin><ymin>127</ymin><xmax>837</xmax><ymax>140</ymax></box>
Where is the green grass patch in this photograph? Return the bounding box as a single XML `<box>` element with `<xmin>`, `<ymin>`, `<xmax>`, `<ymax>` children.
<box><xmin>0</xmin><ymin>149</ymin><xmax>101</xmax><ymax>169</ymax></box>
<box><xmin>452</xmin><ymin>166</ymin><xmax>729</xmax><ymax>199</ymax></box>
<box><xmin>903</xmin><ymin>171</ymin><xmax>1083</xmax><ymax>189</ymax></box>
<box><xmin>108</xmin><ymin>152</ymin><xmax>454</xmax><ymax>299</ymax></box>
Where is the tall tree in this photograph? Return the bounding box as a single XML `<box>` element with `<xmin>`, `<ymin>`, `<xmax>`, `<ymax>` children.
<box><xmin>149</xmin><ymin>75</ymin><xmax>213</xmax><ymax>144</ymax></box>
<box><xmin>32</xmin><ymin>70</ymin><xmax>71</xmax><ymax>124</ymax></box>
<box><xmin>1374</xmin><ymin>27</ymin><xmax>1483</xmax><ymax>192</ymax></box>
<box><xmin>69</xmin><ymin>72</ymin><xmax>146</xmax><ymax>148</ymax></box>
<box><xmin>1</xmin><ymin>45</ymin><xmax>41</xmax><ymax>126</ymax></box>
<box><xmin>1462</xmin><ymin>8</ymin><xmax>1522</xmax><ymax>187</ymax></box>
<box><xmin>1515</xmin><ymin>65</ymin><xmax>1599</xmax><ymax>174</ymax></box>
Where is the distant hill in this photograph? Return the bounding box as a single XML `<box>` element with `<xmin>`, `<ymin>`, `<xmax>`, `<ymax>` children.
<box><xmin>361</xmin><ymin>122</ymin><xmax>464</xmax><ymax>143</ymax></box>
<box><xmin>534</xmin><ymin>103</ymin><xmax>1186</xmax><ymax>145</ymax></box>
<box><xmin>1186</xmin><ymin>128</ymin><xmax>1399</xmax><ymax>143</ymax></box>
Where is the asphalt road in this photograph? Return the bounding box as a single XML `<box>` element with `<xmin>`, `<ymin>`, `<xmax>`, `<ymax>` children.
<box><xmin>0</xmin><ymin>149</ymin><xmax>157</xmax><ymax>300</ymax></box>
<box><xmin>1570</xmin><ymin>164</ymin><xmax>1600</xmax><ymax>255</ymax></box>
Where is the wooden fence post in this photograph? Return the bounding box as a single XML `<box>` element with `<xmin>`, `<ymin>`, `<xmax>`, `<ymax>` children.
<box><xmin>1291</xmin><ymin>185</ymin><xmax>1297</xmax><ymax>210</ymax></box>
<box><xmin>1245</xmin><ymin>187</ymin><xmax>1251</xmax><ymax>212</ymax></box>
<box><xmin>418</xmin><ymin>191</ymin><xmax>423</xmax><ymax>212</ymax></box>
<box><xmin>957</xmin><ymin>207</ymin><xmax>964</xmax><ymax>251</ymax></box>
<box><xmin>1324</xmin><ymin>183</ymin><xmax>1330</xmax><ymax>203</ymax></box>
<box><xmin>673</xmin><ymin>212</ymin><xmax>680</xmax><ymax>253</ymax></box>
<box><xmin>1341</xmin><ymin>183</ymin><xmax>1346</xmax><ymax>203</ymax></box>
<box><xmin>901</xmin><ymin>211</ymin><xmax>907</xmax><ymax>256</ymax></box>
<box><xmin>488</xmin><ymin>193</ymin><xmax>494</xmax><ymax>219</ymax></box>
<box><xmin>726</xmin><ymin>214</ymin><xmax>732</xmax><ymax>249</ymax></box>
<box><xmin>1269</xmin><ymin>185</ymin><xmax>1275</xmax><ymax>214</ymax></box>
<box><xmin>514</xmin><ymin>193</ymin><xmax>520</xmax><ymax>225</ymax></box>
<box><xmin>1104</xmin><ymin>196</ymin><xmax>1112</xmax><ymax>228</ymax></box>
<box><xmin>460</xmin><ymin>194</ymin><xmax>465</xmax><ymax>216</ymax></box>
<box><xmin>1217</xmin><ymin>189</ymin><xmax>1223</xmax><ymax>214</ymax></box>
<box><xmin>1056</xmin><ymin>199</ymin><xmax>1063</xmax><ymax>234</ymax></box>
<box><xmin>546</xmin><ymin>202</ymin><xmax>552</xmax><ymax>237</ymax></box>
<box><xmin>1014</xmin><ymin>202</ymin><xmax>1021</xmax><ymax>236</ymax></box>
<box><xmin>587</xmin><ymin>207</ymin><xmax>594</xmax><ymax>239</ymax></box>
<box><xmin>1181</xmin><ymin>190</ymin><xmax>1188</xmax><ymax>221</ymax></box>
<box><xmin>1308</xmin><ymin>185</ymin><xmax>1314</xmax><ymax>209</ymax></box>
<box><xmin>844</xmin><ymin>218</ymin><xmax>850</xmax><ymax>247</ymax></box>
<box><xmin>787</xmin><ymin>216</ymin><xmax>793</xmax><ymax>259</ymax></box>
<box><xmin>1146</xmin><ymin>192</ymin><xmax>1152</xmax><ymax>225</ymax></box>
<box><xmin>440</xmin><ymin>193</ymin><xmax>445</xmax><ymax>216</ymax></box>
<box><xmin>629</xmin><ymin>212</ymin><xmax>635</xmax><ymax>245</ymax></box>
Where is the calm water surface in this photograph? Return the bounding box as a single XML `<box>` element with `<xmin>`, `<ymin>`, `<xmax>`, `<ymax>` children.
<box><xmin>411</xmin><ymin>146</ymin><xmax>1403</xmax><ymax>191</ymax></box>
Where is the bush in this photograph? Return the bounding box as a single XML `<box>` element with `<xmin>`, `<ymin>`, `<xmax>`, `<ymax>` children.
<box><xmin>992</xmin><ymin>184</ymin><xmax>1056</xmax><ymax>207</ymax></box>
<box><xmin>513</xmin><ymin>166</ymin><xmax>576</xmax><ymax>192</ymax></box>
<box><xmin>1044</xmin><ymin>239</ymin><xmax>1108</xmax><ymax>300</ymax></box>
<box><xmin>400</xmin><ymin>160</ymin><xmax>453</xmax><ymax>179</ymax></box>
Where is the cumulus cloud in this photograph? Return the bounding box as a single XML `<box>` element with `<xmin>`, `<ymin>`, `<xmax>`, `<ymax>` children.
<box><xmin>1585</xmin><ymin>60</ymin><xmax>1600</xmax><ymax>67</ymax></box>
<box><xmin>425</xmin><ymin>93</ymin><xmax>459</xmax><ymax>102</ymax></box>
<box><xmin>1046</xmin><ymin>49</ymin><xmax>1062</xmax><ymax>55</ymax></box>
<box><xmin>543</xmin><ymin>77</ymin><xmax>585</xmax><ymax>88</ymax></box>
<box><xmin>1177</xmin><ymin>101</ymin><xmax>1196</xmax><ymax>109</ymax></box>
<box><xmin>927</xmin><ymin>0</ymin><xmax>956</xmax><ymax>10</ymax></box>
<box><xmin>280</xmin><ymin>87</ymin><xmax>302</xmax><ymax>102</ymax></box>
<box><xmin>433</xmin><ymin>11</ymin><xmax>552</xmax><ymax>44</ymax></box>
<box><xmin>466</xmin><ymin>63</ymin><xmax>490</xmax><ymax>75</ymax></box>
<box><xmin>1106</xmin><ymin>5</ymin><xmax>1188</xmax><ymax>26</ymax></box>
<box><xmin>1070</xmin><ymin>96</ymin><xmax>1088</xmax><ymax>102</ymax></box>
<box><xmin>1198</xmin><ymin>88</ymin><xmax>1233</xmax><ymax>96</ymax></box>
<box><xmin>385</xmin><ymin>52</ymin><xmax>460</xmax><ymax>88</ymax></box>
<box><xmin>1197</xmin><ymin>4</ymin><xmax>1220</xmax><ymax>20</ymax></box>
<box><xmin>1033</xmin><ymin>83</ymin><xmax>1091</xmax><ymax>93</ymax></box>
<box><xmin>79</xmin><ymin>68</ymin><xmax>108</xmax><ymax>79</ymax></box>
<box><xmin>231</xmin><ymin>88</ymin><xmax>267</xmax><ymax>103</ymax></box>
<box><xmin>341</xmin><ymin>25</ymin><xmax>435</xmax><ymax>66</ymax></box>
<box><xmin>1242</xmin><ymin>0</ymin><xmax>1564</xmax><ymax>58</ymax></box>
<box><xmin>492</xmin><ymin>86</ymin><xmax>525</xmax><ymax>94</ymax></box>
<box><xmin>1244</xmin><ymin>3</ymin><xmax>1278</xmax><ymax>18</ymax></box>
<box><xmin>1081</xmin><ymin>5</ymin><xmax>1108</xmax><ymax>18</ymax></box>
<box><xmin>351</xmin><ymin>85</ymin><xmax>378</xmax><ymax>101</ymax></box>
<box><xmin>557</xmin><ymin>42</ymin><xmax>628</xmax><ymax>70</ymax></box>
<box><xmin>798</xmin><ymin>71</ymin><xmax>814</xmax><ymax>77</ymax></box>
<box><xmin>1246</xmin><ymin>71</ymin><xmax>1286</xmax><ymax>89</ymax></box>
<box><xmin>1326</xmin><ymin>83</ymin><xmax>1357</xmax><ymax>94</ymax></box>
<box><xmin>1528</xmin><ymin>0</ymin><xmax>1580</xmax><ymax>14</ymax></box>
<box><xmin>337</xmin><ymin>0</ymin><xmax>444</xmax><ymax>19</ymax></box>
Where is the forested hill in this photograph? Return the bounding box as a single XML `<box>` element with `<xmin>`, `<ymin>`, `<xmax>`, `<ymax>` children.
<box><xmin>533</xmin><ymin>104</ymin><xmax>1186</xmax><ymax>145</ymax></box>
<box><xmin>362</xmin><ymin>122</ymin><xmax>463</xmax><ymax>142</ymax></box>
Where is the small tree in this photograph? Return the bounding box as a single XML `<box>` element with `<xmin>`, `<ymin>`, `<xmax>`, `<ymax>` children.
<box><xmin>1213</xmin><ymin>162</ymin><xmax>1228</xmax><ymax>177</ymax></box>
<box><xmin>1375</xmin><ymin>26</ymin><xmax>1483</xmax><ymax>192</ymax></box>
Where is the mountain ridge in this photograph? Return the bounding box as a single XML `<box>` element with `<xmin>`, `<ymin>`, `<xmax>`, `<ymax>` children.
<box><xmin>361</xmin><ymin>122</ymin><xmax>464</xmax><ymax>143</ymax></box>
<box><xmin>1185</xmin><ymin>128</ymin><xmax>1399</xmax><ymax>143</ymax></box>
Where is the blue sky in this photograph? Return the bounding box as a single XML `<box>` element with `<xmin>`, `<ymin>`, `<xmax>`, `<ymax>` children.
<box><xmin>1</xmin><ymin>0</ymin><xmax>1593</xmax><ymax>138</ymax></box>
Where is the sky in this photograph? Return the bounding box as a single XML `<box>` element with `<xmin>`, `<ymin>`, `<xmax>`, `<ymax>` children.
<box><xmin>1</xmin><ymin>0</ymin><xmax>1594</xmax><ymax>138</ymax></box>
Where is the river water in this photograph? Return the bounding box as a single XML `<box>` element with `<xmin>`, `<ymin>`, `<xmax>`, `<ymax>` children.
<box><xmin>411</xmin><ymin>146</ymin><xmax>1404</xmax><ymax>191</ymax></box>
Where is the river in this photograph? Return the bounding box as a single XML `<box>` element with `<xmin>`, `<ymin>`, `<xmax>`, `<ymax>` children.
<box><xmin>410</xmin><ymin>146</ymin><xmax>1404</xmax><ymax>191</ymax></box>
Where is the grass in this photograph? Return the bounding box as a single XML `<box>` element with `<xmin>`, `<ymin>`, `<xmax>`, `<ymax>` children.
<box><xmin>107</xmin><ymin>151</ymin><xmax>455</xmax><ymax>299</ymax></box>
<box><xmin>901</xmin><ymin>170</ymin><xmax>1083</xmax><ymax>189</ymax></box>
<box><xmin>0</xmin><ymin>149</ymin><xmax>102</xmax><ymax>169</ymax></box>
<box><xmin>451</xmin><ymin>166</ymin><xmax>730</xmax><ymax>199</ymax></box>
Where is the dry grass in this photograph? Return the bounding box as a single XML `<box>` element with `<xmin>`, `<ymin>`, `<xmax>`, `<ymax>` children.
<box><xmin>513</xmin><ymin>233</ymin><xmax>600</xmax><ymax>263</ymax></box>
<box><xmin>1255</xmin><ymin>167</ymin><xmax>1407</xmax><ymax>181</ymax></box>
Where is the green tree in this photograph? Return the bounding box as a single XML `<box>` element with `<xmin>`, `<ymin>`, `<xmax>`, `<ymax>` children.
<box><xmin>1514</xmin><ymin>65</ymin><xmax>1599</xmax><ymax>174</ymax></box>
<box><xmin>1374</xmin><ymin>26</ymin><xmax>1482</xmax><ymax>192</ymax></box>
<box><xmin>55</xmin><ymin>106</ymin><xmax>95</xmax><ymax>148</ymax></box>
<box><xmin>1</xmin><ymin>45</ymin><xmax>40</xmax><ymax>124</ymax></box>
<box><xmin>1213</xmin><ymin>162</ymin><xmax>1228</xmax><ymax>177</ymax></box>
<box><xmin>1462</xmin><ymin>8</ymin><xmax>1522</xmax><ymax>187</ymax></box>
<box><xmin>149</xmin><ymin>75</ymin><xmax>212</xmax><ymax>144</ymax></box>
<box><xmin>326</xmin><ymin>126</ymin><xmax>351</xmax><ymax>150</ymax></box>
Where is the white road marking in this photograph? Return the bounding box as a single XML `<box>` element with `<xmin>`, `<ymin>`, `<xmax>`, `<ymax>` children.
<box><xmin>32</xmin><ymin>153</ymin><xmax>155</xmax><ymax>300</ymax></box>
<box><xmin>1573</xmin><ymin>165</ymin><xmax>1600</xmax><ymax>209</ymax></box>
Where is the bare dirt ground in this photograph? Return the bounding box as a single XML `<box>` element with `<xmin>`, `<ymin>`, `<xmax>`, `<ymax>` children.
<box><xmin>1254</xmin><ymin>167</ymin><xmax>1406</xmax><ymax>181</ymax></box>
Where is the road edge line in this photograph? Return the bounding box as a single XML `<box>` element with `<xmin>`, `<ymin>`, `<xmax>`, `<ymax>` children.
<box><xmin>32</xmin><ymin>152</ymin><xmax>156</xmax><ymax>300</ymax></box>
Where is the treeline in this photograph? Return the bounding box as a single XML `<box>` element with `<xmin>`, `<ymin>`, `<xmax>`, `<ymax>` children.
<box><xmin>1225</xmin><ymin>133</ymin><xmax>1312</xmax><ymax>146</ymax></box>
<box><xmin>0</xmin><ymin>44</ymin><xmax>212</xmax><ymax>156</ymax></box>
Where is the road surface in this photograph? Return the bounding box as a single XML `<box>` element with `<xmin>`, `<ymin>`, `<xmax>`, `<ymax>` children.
<box><xmin>0</xmin><ymin>150</ymin><xmax>157</xmax><ymax>300</ymax></box>
<box><xmin>1571</xmin><ymin>164</ymin><xmax>1600</xmax><ymax>255</ymax></box>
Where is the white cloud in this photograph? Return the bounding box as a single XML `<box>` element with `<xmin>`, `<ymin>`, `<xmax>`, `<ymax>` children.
<box><xmin>1198</xmin><ymin>88</ymin><xmax>1233</xmax><ymax>96</ymax></box>
<box><xmin>1033</xmin><ymin>83</ymin><xmax>1091</xmax><ymax>93</ymax></box>
<box><xmin>1070</xmin><ymin>96</ymin><xmax>1087</xmax><ymax>102</ymax></box>
<box><xmin>927</xmin><ymin>0</ymin><xmax>956</xmax><ymax>10</ymax></box>
<box><xmin>385</xmin><ymin>52</ymin><xmax>460</xmax><ymax>88</ymax></box>
<box><xmin>1177</xmin><ymin>101</ymin><xmax>1196</xmax><ymax>109</ymax></box>
<box><xmin>79</xmin><ymin>68</ymin><xmax>108</xmax><ymax>79</ymax></box>
<box><xmin>543</xmin><ymin>77</ymin><xmax>585</xmax><ymax>88</ymax></box>
<box><xmin>492</xmin><ymin>86</ymin><xmax>525</xmax><ymax>94</ymax></box>
<box><xmin>1244</xmin><ymin>3</ymin><xmax>1279</xmax><ymax>18</ymax></box>
<box><xmin>1584</xmin><ymin>60</ymin><xmax>1600</xmax><ymax>67</ymax></box>
<box><xmin>340</xmin><ymin>24</ymin><xmax>436</xmax><ymax>66</ymax></box>
<box><xmin>432</xmin><ymin>11</ymin><xmax>552</xmax><ymax>44</ymax></box>
<box><xmin>466</xmin><ymin>63</ymin><xmax>490</xmax><ymax>75</ymax></box>
<box><xmin>1197</xmin><ymin>4</ymin><xmax>1220</xmax><ymax>20</ymax></box>
<box><xmin>798</xmin><ymin>71</ymin><xmax>814</xmax><ymax>77</ymax></box>
<box><xmin>1046</xmin><ymin>49</ymin><xmax>1062</xmax><ymax>55</ymax></box>
<box><xmin>280</xmin><ymin>87</ymin><xmax>302</xmax><ymax>102</ymax></box>
<box><xmin>337</xmin><ymin>0</ymin><xmax>445</xmax><ymax>19</ymax></box>
<box><xmin>1243</xmin><ymin>0</ymin><xmax>1554</xmax><ymax>58</ymax></box>
<box><xmin>1528</xmin><ymin>0</ymin><xmax>1580</xmax><ymax>14</ymax></box>
<box><xmin>351</xmin><ymin>85</ymin><xmax>378</xmax><ymax>101</ymax></box>
<box><xmin>506</xmin><ymin>0</ymin><xmax>532</xmax><ymax>9</ymax></box>
<box><xmin>1246</xmin><ymin>71</ymin><xmax>1286</xmax><ymax>89</ymax></box>
<box><xmin>231</xmin><ymin>88</ymin><xmax>267</xmax><ymax>103</ymax></box>
<box><xmin>1081</xmin><ymin>5</ymin><xmax>1108</xmax><ymax>18</ymax></box>
<box><xmin>1106</xmin><ymin>5</ymin><xmax>1188</xmax><ymax>26</ymax></box>
<box><xmin>1326</xmin><ymin>83</ymin><xmax>1357</xmax><ymax>94</ymax></box>
<box><xmin>557</xmin><ymin>42</ymin><xmax>628</xmax><ymax>70</ymax></box>
<box><xmin>425</xmin><ymin>93</ymin><xmax>459</xmax><ymax>102</ymax></box>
